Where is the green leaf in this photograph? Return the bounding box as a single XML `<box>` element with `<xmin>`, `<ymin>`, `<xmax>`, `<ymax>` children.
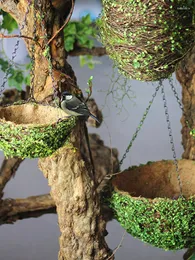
<box><xmin>187</xmin><ymin>0</ymin><xmax>193</xmax><ymax>5</ymax></box>
<box><xmin>188</xmin><ymin>253</ymin><xmax>195</xmax><ymax>260</ymax></box>
<box><xmin>79</xmin><ymin>56</ymin><xmax>86</xmax><ymax>67</ymax></box>
<box><xmin>133</xmin><ymin>60</ymin><xmax>141</xmax><ymax>69</ymax></box>
<box><xmin>7</xmin><ymin>69</ymin><xmax>24</xmax><ymax>90</ymax></box>
<box><xmin>8</xmin><ymin>76</ymin><xmax>22</xmax><ymax>90</ymax></box>
<box><xmin>64</xmin><ymin>36</ymin><xmax>75</xmax><ymax>51</ymax></box>
<box><xmin>24</xmin><ymin>75</ymin><xmax>30</xmax><ymax>85</ymax></box>
<box><xmin>88</xmin><ymin>62</ymin><xmax>94</xmax><ymax>69</ymax></box>
<box><xmin>25</xmin><ymin>62</ymin><xmax>32</xmax><ymax>70</ymax></box>
<box><xmin>0</xmin><ymin>58</ymin><xmax>9</xmax><ymax>71</ymax></box>
<box><xmin>63</xmin><ymin>14</ymin><xmax>96</xmax><ymax>51</ymax></box>
<box><xmin>81</xmin><ymin>14</ymin><xmax>92</xmax><ymax>25</ymax></box>
<box><xmin>79</xmin><ymin>55</ymin><xmax>96</xmax><ymax>70</ymax></box>
<box><xmin>88</xmin><ymin>76</ymin><xmax>93</xmax><ymax>84</ymax></box>
<box><xmin>64</xmin><ymin>23</ymin><xmax>77</xmax><ymax>36</ymax></box>
<box><xmin>1</xmin><ymin>11</ymin><xmax>18</xmax><ymax>33</ymax></box>
<box><xmin>14</xmin><ymin>71</ymin><xmax>23</xmax><ymax>83</ymax></box>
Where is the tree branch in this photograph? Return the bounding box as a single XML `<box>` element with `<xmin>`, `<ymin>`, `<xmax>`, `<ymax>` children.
<box><xmin>0</xmin><ymin>157</ymin><xmax>23</xmax><ymax>196</ymax></box>
<box><xmin>0</xmin><ymin>0</ymin><xmax>23</xmax><ymax>24</ymax></box>
<box><xmin>69</xmin><ymin>47</ymin><xmax>107</xmax><ymax>57</ymax></box>
<box><xmin>47</xmin><ymin>0</ymin><xmax>75</xmax><ymax>45</ymax></box>
<box><xmin>0</xmin><ymin>194</ymin><xmax>55</xmax><ymax>224</ymax></box>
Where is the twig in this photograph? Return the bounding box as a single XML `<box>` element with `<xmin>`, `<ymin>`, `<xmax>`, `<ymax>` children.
<box><xmin>85</xmin><ymin>76</ymin><xmax>93</xmax><ymax>102</ymax></box>
<box><xmin>0</xmin><ymin>157</ymin><xmax>23</xmax><ymax>195</ymax></box>
<box><xmin>0</xmin><ymin>33</ymin><xmax>32</xmax><ymax>40</ymax></box>
<box><xmin>0</xmin><ymin>33</ymin><xmax>42</xmax><ymax>48</ymax></box>
<box><xmin>0</xmin><ymin>194</ymin><xmax>55</xmax><ymax>224</ymax></box>
<box><xmin>106</xmin><ymin>231</ymin><xmax>126</xmax><ymax>260</ymax></box>
<box><xmin>47</xmin><ymin>0</ymin><xmax>75</xmax><ymax>46</ymax></box>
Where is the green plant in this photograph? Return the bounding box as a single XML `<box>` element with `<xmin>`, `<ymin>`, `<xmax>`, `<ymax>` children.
<box><xmin>0</xmin><ymin>58</ymin><xmax>30</xmax><ymax>90</ymax></box>
<box><xmin>0</xmin><ymin>103</ymin><xmax>76</xmax><ymax>158</ymax></box>
<box><xmin>64</xmin><ymin>14</ymin><xmax>97</xmax><ymax>52</ymax></box>
<box><xmin>109</xmin><ymin>191</ymin><xmax>195</xmax><ymax>250</ymax></box>
<box><xmin>0</xmin><ymin>12</ymin><xmax>97</xmax><ymax>91</ymax></box>
<box><xmin>98</xmin><ymin>0</ymin><xmax>195</xmax><ymax>81</ymax></box>
<box><xmin>0</xmin><ymin>10</ymin><xmax>18</xmax><ymax>33</ymax></box>
<box><xmin>64</xmin><ymin>14</ymin><xmax>98</xmax><ymax>69</ymax></box>
<box><xmin>79</xmin><ymin>55</ymin><xmax>101</xmax><ymax>70</ymax></box>
<box><xmin>0</xmin><ymin>10</ymin><xmax>30</xmax><ymax>90</ymax></box>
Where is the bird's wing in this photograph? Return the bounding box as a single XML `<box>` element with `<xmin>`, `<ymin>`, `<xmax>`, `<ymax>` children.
<box><xmin>66</xmin><ymin>98</ymin><xmax>89</xmax><ymax>117</ymax></box>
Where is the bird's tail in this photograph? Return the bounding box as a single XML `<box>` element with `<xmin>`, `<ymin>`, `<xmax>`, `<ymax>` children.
<box><xmin>89</xmin><ymin>113</ymin><xmax>100</xmax><ymax>124</ymax></box>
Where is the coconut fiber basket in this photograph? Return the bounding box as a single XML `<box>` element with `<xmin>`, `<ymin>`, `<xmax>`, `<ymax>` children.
<box><xmin>110</xmin><ymin>159</ymin><xmax>195</xmax><ymax>250</ymax></box>
<box><xmin>0</xmin><ymin>103</ymin><xmax>76</xmax><ymax>158</ymax></box>
<box><xmin>98</xmin><ymin>0</ymin><xmax>194</xmax><ymax>81</ymax></box>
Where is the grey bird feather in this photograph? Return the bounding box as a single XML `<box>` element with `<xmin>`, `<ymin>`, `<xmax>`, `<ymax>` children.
<box><xmin>60</xmin><ymin>91</ymin><xmax>100</xmax><ymax>123</ymax></box>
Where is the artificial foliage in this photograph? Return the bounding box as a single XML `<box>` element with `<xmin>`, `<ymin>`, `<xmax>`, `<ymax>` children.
<box><xmin>109</xmin><ymin>160</ymin><xmax>195</xmax><ymax>250</ymax></box>
<box><xmin>110</xmin><ymin>192</ymin><xmax>195</xmax><ymax>250</ymax></box>
<box><xmin>0</xmin><ymin>103</ymin><xmax>76</xmax><ymax>158</ymax></box>
<box><xmin>98</xmin><ymin>0</ymin><xmax>195</xmax><ymax>81</ymax></box>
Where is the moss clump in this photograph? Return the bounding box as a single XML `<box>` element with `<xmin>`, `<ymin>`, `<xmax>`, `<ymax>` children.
<box><xmin>98</xmin><ymin>0</ymin><xmax>194</xmax><ymax>81</ymax></box>
<box><xmin>110</xmin><ymin>192</ymin><xmax>195</xmax><ymax>250</ymax></box>
<box><xmin>0</xmin><ymin>103</ymin><xmax>76</xmax><ymax>158</ymax></box>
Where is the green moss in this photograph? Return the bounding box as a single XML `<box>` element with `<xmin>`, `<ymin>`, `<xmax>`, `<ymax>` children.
<box><xmin>109</xmin><ymin>191</ymin><xmax>195</xmax><ymax>250</ymax></box>
<box><xmin>98</xmin><ymin>0</ymin><xmax>195</xmax><ymax>81</ymax></box>
<box><xmin>0</xmin><ymin>116</ymin><xmax>76</xmax><ymax>159</ymax></box>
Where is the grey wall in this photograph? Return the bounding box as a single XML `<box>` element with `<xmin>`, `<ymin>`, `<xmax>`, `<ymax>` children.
<box><xmin>0</xmin><ymin>1</ymin><xmax>187</xmax><ymax>259</ymax></box>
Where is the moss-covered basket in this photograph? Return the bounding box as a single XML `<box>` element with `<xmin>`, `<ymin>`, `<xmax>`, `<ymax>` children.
<box><xmin>0</xmin><ymin>103</ymin><xmax>76</xmax><ymax>158</ymax></box>
<box><xmin>98</xmin><ymin>0</ymin><xmax>195</xmax><ymax>81</ymax></box>
<box><xmin>110</xmin><ymin>159</ymin><xmax>195</xmax><ymax>250</ymax></box>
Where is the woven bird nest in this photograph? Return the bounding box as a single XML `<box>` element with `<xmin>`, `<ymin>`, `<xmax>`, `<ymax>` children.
<box><xmin>110</xmin><ymin>159</ymin><xmax>195</xmax><ymax>250</ymax></box>
<box><xmin>98</xmin><ymin>0</ymin><xmax>194</xmax><ymax>81</ymax></box>
<box><xmin>0</xmin><ymin>103</ymin><xmax>76</xmax><ymax>158</ymax></box>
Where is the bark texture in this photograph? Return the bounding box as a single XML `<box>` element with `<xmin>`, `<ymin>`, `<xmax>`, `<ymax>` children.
<box><xmin>0</xmin><ymin>157</ymin><xmax>23</xmax><ymax>196</ymax></box>
<box><xmin>176</xmin><ymin>46</ymin><xmax>195</xmax><ymax>159</ymax></box>
<box><xmin>0</xmin><ymin>1</ymin><xmax>113</xmax><ymax>259</ymax></box>
<box><xmin>39</xmin><ymin>125</ymin><xmax>112</xmax><ymax>260</ymax></box>
<box><xmin>0</xmin><ymin>194</ymin><xmax>55</xmax><ymax>224</ymax></box>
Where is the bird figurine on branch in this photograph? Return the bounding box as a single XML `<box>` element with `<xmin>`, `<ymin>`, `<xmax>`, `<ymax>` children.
<box><xmin>60</xmin><ymin>91</ymin><xmax>100</xmax><ymax>123</ymax></box>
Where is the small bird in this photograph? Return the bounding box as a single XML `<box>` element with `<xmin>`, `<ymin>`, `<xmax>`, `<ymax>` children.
<box><xmin>60</xmin><ymin>91</ymin><xmax>100</xmax><ymax>123</ymax></box>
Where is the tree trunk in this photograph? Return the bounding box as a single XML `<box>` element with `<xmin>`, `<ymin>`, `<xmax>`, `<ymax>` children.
<box><xmin>0</xmin><ymin>0</ymin><xmax>113</xmax><ymax>259</ymax></box>
<box><xmin>39</xmin><ymin>125</ymin><xmax>112</xmax><ymax>260</ymax></box>
<box><xmin>176</xmin><ymin>46</ymin><xmax>195</xmax><ymax>159</ymax></box>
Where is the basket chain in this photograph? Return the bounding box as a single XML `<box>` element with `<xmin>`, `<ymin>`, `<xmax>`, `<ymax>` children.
<box><xmin>0</xmin><ymin>1</ymin><xmax>31</xmax><ymax>97</ymax></box>
<box><xmin>118</xmin><ymin>83</ymin><xmax>161</xmax><ymax>168</ymax></box>
<box><xmin>29</xmin><ymin>0</ymin><xmax>37</xmax><ymax>100</ymax></box>
<box><xmin>161</xmin><ymin>83</ymin><xmax>183</xmax><ymax>196</ymax></box>
<box><xmin>169</xmin><ymin>77</ymin><xmax>191</xmax><ymax>129</ymax></box>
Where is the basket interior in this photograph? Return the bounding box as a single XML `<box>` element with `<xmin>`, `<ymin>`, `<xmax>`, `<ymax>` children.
<box><xmin>112</xmin><ymin>160</ymin><xmax>195</xmax><ymax>199</ymax></box>
<box><xmin>0</xmin><ymin>103</ymin><xmax>69</xmax><ymax>125</ymax></box>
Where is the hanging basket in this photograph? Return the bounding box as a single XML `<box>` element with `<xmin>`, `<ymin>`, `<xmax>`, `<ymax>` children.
<box><xmin>110</xmin><ymin>159</ymin><xmax>195</xmax><ymax>250</ymax></box>
<box><xmin>0</xmin><ymin>103</ymin><xmax>76</xmax><ymax>158</ymax></box>
<box><xmin>98</xmin><ymin>0</ymin><xmax>194</xmax><ymax>81</ymax></box>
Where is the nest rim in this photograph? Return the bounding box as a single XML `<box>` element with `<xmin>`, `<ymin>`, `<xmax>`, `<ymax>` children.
<box><xmin>0</xmin><ymin>102</ymin><xmax>70</xmax><ymax>127</ymax></box>
<box><xmin>0</xmin><ymin>102</ymin><xmax>76</xmax><ymax>158</ymax></box>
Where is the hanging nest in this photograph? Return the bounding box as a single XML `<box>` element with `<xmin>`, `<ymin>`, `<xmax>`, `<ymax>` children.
<box><xmin>0</xmin><ymin>103</ymin><xmax>76</xmax><ymax>158</ymax></box>
<box><xmin>110</xmin><ymin>159</ymin><xmax>195</xmax><ymax>250</ymax></box>
<box><xmin>98</xmin><ymin>0</ymin><xmax>195</xmax><ymax>81</ymax></box>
